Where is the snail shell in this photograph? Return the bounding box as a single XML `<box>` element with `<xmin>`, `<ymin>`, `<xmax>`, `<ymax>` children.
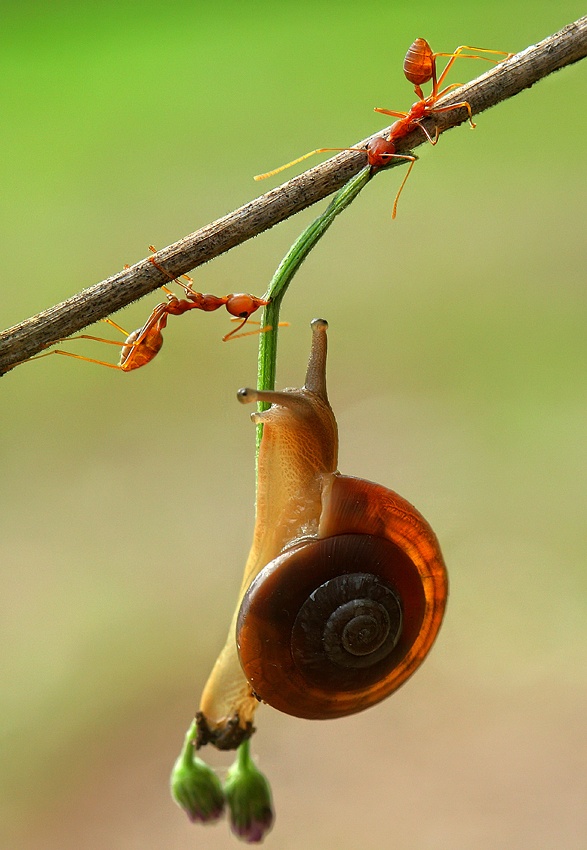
<box><xmin>197</xmin><ymin>319</ymin><xmax>447</xmax><ymax>744</ymax></box>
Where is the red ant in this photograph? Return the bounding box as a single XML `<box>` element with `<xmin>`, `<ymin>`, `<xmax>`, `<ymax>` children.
<box><xmin>374</xmin><ymin>39</ymin><xmax>512</xmax><ymax>143</ymax></box>
<box><xmin>146</xmin><ymin>248</ymin><xmax>271</xmax><ymax>342</ymax></box>
<box><xmin>254</xmin><ymin>38</ymin><xmax>511</xmax><ymax>217</ymax></box>
<box><xmin>26</xmin><ymin>250</ymin><xmax>271</xmax><ymax>372</ymax></box>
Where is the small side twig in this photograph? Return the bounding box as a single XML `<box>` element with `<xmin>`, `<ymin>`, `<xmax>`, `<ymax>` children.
<box><xmin>0</xmin><ymin>16</ymin><xmax>586</xmax><ymax>376</ymax></box>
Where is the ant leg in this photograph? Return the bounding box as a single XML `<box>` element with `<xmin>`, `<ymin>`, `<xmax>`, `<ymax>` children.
<box><xmin>373</xmin><ymin>107</ymin><xmax>409</xmax><ymax>119</ymax></box>
<box><xmin>26</xmin><ymin>349</ymin><xmax>124</xmax><ymax>370</ymax></box>
<box><xmin>102</xmin><ymin>317</ymin><xmax>131</xmax><ymax>336</ymax></box>
<box><xmin>372</xmin><ymin>152</ymin><xmax>417</xmax><ymax>218</ymax></box>
<box><xmin>223</xmin><ymin>320</ymin><xmax>290</xmax><ymax>342</ymax></box>
<box><xmin>434</xmin><ymin>46</ymin><xmax>512</xmax><ymax>91</ymax></box>
<box><xmin>225</xmin><ymin>323</ymin><xmax>271</xmax><ymax>342</ymax></box>
<box><xmin>148</xmin><ymin>247</ymin><xmax>195</xmax><ymax>294</ymax></box>
<box><xmin>222</xmin><ymin>317</ymin><xmax>250</xmax><ymax>341</ymax></box>
<box><xmin>387</xmin><ymin>155</ymin><xmax>416</xmax><ymax>220</ymax></box>
<box><xmin>254</xmin><ymin>147</ymin><xmax>368</xmax><ymax>181</ymax></box>
<box><xmin>431</xmin><ymin>99</ymin><xmax>476</xmax><ymax>129</ymax></box>
<box><xmin>413</xmin><ymin>119</ymin><xmax>439</xmax><ymax>145</ymax></box>
<box><xmin>66</xmin><ymin>334</ymin><xmax>129</xmax><ymax>346</ymax></box>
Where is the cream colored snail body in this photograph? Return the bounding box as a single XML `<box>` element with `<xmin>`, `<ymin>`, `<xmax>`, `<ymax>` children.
<box><xmin>196</xmin><ymin>319</ymin><xmax>447</xmax><ymax>750</ymax></box>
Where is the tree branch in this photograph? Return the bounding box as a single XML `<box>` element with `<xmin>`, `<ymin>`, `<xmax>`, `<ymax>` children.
<box><xmin>1</xmin><ymin>15</ymin><xmax>585</xmax><ymax>375</ymax></box>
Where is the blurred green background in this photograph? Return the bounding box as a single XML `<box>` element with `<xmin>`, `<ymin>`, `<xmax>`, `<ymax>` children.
<box><xmin>1</xmin><ymin>2</ymin><xmax>585</xmax><ymax>848</ymax></box>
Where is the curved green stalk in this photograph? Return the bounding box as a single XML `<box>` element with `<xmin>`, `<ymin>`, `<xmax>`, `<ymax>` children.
<box><xmin>254</xmin><ymin>165</ymin><xmax>371</xmax><ymax>451</ymax></box>
<box><xmin>257</xmin><ymin>165</ymin><xmax>370</xmax><ymax>393</ymax></box>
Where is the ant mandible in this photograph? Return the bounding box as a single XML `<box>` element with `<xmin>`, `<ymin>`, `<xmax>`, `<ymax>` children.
<box><xmin>254</xmin><ymin>38</ymin><xmax>511</xmax><ymax>217</ymax></box>
<box><xmin>26</xmin><ymin>249</ymin><xmax>271</xmax><ymax>372</ymax></box>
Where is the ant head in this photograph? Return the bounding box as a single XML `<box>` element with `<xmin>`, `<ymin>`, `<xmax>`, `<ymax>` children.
<box><xmin>225</xmin><ymin>294</ymin><xmax>267</xmax><ymax>319</ymax></box>
<box><xmin>367</xmin><ymin>136</ymin><xmax>396</xmax><ymax>169</ymax></box>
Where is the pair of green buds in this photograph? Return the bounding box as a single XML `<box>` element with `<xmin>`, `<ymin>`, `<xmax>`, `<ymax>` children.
<box><xmin>171</xmin><ymin>727</ymin><xmax>274</xmax><ymax>844</ymax></box>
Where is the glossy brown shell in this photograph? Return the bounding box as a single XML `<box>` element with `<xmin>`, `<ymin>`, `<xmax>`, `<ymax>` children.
<box><xmin>237</xmin><ymin>474</ymin><xmax>448</xmax><ymax>720</ymax></box>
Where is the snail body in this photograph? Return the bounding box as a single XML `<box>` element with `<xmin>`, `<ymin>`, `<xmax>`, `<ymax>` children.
<box><xmin>197</xmin><ymin>320</ymin><xmax>447</xmax><ymax>747</ymax></box>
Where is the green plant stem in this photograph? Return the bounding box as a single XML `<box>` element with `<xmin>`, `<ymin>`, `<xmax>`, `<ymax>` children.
<box><xmin>253</xmin><ymin>165</ymin><xmax>371</xmax><ymax>453</ymax></box>
<box><xmin>181</xmin><ymin>719</ymin><xmax>199</xmax><ymax>763</ymax></box>
<box><xmin>236</xmin><ymin>738</ymin><xmax>252</xmax><ymax>770</ymax></box>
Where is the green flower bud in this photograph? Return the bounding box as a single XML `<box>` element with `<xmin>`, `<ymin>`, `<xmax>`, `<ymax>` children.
<box><xmin>224</xmin><ymin>741</ymin><xmax>274</xmax><ymax>843</ymax></box>
<box><xmin>170</xmin><ymin>729</ymin><xmax>225</xmax><ymax>824</ymax></box>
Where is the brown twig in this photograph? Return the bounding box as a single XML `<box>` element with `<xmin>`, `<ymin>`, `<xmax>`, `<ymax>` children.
<box><xmin>1</xmin><ymin>16</ymin><xmax>586</xmax><ymax>375</ymax></box>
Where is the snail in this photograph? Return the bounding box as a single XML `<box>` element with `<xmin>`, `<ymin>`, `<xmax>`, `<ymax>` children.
<box><xmin>196</xmin><ymin>319</ymin><xmax>447</xmax><ymax>749</ymax></box>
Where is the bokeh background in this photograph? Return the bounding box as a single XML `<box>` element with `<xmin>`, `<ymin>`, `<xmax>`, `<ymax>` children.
<box><xmin>1</xmin><ymin>2</ymin><xmax>585</xmax><ymax>848</ymax></box>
